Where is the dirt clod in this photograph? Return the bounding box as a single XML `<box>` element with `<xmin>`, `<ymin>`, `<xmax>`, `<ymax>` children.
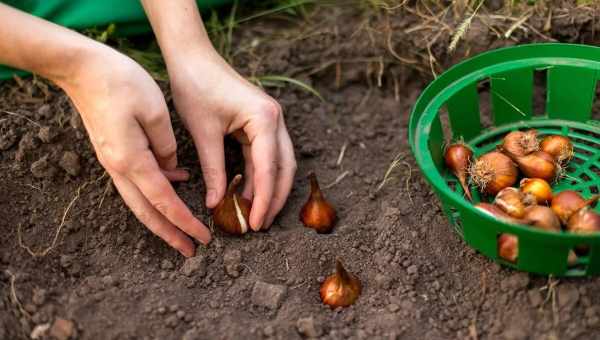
<box><xmin>37</xmin><ymin>126</ymin><xmax>57</xmax><ymax>143</ymax></box>
<box><xmin>251</xmin><ymin>281</ymin><xmax>287</xmax><ymax>310</ymax></box>
<box><xmin>180</xmin><ymin>255</ymin><xmax>206</xmax><ymax>277</ymax></box>
<box><xmin>296</xmin><ymin>316</ymin><xmax>321</xmax><ymax>338</ymax></box>
<box><xmin>223</xmin><ymin>248</ymin><xmax>242</xmax><ymax>278</ymax></box>
<box><xmin>30</xmin><ymin>155</ymin><xmax>57</xmax><ymax>178</ymax></box>
<box><xmin>161</xmin><ymin>259</ymin><xmax>174</xmax><ymax>270</ymax></box>
<box><xmin>59</xmin><ymin>151</ymin><xmax>81</xmax><ymax>176</ymax></box>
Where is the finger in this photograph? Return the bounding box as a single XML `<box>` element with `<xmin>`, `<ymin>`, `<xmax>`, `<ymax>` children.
<box><xmin>111</xmin><ymin>172</ymin><xmax>195</xmax><ymax>257</ymax></box>
<box><xmin>192</xmin><ymin>129</ymin><xmax>227</xmax><ymax>209</ymax></box>
<box><xmin>248</xmin><ymin>131</ymin><xmax>279</xmax><ymax>231</ymax></box>
<box><xmin>263</xmin><ymin>120</ymin><xmax>296</xmax><ymax>229</ymax></box>
<box><xmin>241</xmin><ymin>143</ymin><xmax>254</xmax><ymax>200</ymax></box>
<box><xmin>162</xmin><ymin>168</ymin><xmax>190</xmax><ymax>182</ymax></box>
<box><xmin>128</xmin><ymin>151</ymin><xmax>212</xmax><ymax>245</ymax></box>
<box><xmin>135</xmin><ymin>106</ymin><xmax>178</xmax><ymax>171</ymax></box>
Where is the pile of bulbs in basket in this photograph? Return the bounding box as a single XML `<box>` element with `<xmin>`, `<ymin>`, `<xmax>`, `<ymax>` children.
<box><xmin>444</xmin><ymin>130</ymin><xmax>600</xmax><ymax>264</ymax></box>
<box><xmin>212</xmin><ymin>172</ymin><xmax>360</xmax><ymax>308</ymax></box>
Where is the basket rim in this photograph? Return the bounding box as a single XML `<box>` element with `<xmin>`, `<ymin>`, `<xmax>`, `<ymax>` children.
<box><xmin>408</xmin><ymin>43</ymin><xmax>600</xmax><ymax>241</ymax></box>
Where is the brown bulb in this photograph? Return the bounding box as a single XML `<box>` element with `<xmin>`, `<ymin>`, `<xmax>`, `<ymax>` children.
<box><xmin>498</xmin><ymin>233</ymin><xmax>518</xmax><ymax>263</ymax></box>
<box><xmin>520</xmin><ymin>178</ymin><xmax>553</xmax><ymax>205</ymax></box>
<box><xmin>444</xmin><ymin>143</ymin><xmax>473</xmax><ymax>201</ymax></box>
<box><xmin>475</xmin><ymin>203</ymin><xmax>533</xmax><ymax>226</ymax></box>
<box><xmin>523</xmin><ymin>205</ymin><xmax>561</xmax><ymax>232</ymax></box>
<box><xmin>213</xmin><ymin>174</ymin><xmax>251</xmax><ymax>235</ymax></box>
<box><xmin>494</xmin><ymin>187</ymin><xmax>536</xmax><ymax>219</ymax></box>
<box><xmin>540</xmin><ymin>135</ymin><xmax>573</xmax><ymax>164</ymax></box>
<box><xmin>509</xmin><ymin>151</ymin><xmax>558</xmax><ymax>183</ymax></box>
<box><xmin>320</xmin><ymin>259</ymin><xmax>362</xmax><ymax>309</ymax></box>
<box><xmin>566</xmin><ymin>207</ymin><xmax>600</xmax><ymax>235</ymax></box>
<box><xmin>300</xmin><ymin>172</ymin><xmax>336</xmax><ymax>233</ymax></box>
<box><xmin>499</xmin><ymin>130</ymin><xmax>539</xmax><ymax>157</ymax></box>
<box><xmin>469</xmin><ymin>151</ymin><xmax>518</xmax><ymax>196</ymax></box>
<box><xmin>551</xmin><ymin>191</ymin><xmax>599</xmax><ymax>225</ymax></box>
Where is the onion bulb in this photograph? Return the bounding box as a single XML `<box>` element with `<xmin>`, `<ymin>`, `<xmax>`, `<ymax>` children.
<box><xmin>499</xmin><ymin>130</ymin><xmax>539</xmax><ymax>157</ymax></box>
<box><xmin>469</xmin><ymin>151</ymin><xmax>518</xmax><ymax>196</ymax></box>
<box><xmin>320</xmin><ymin>259</ymin><xmax>362</xmax><ymax>308</ymax></box>
<box><xmin>566</xmin><ymin>207</ymin><xmax>600</xmax><ymax>235</ymax></box>
<box><xmin>498</xmin><ymin>234</ymin><xmax>519</xmax><ymax>263</ymax></box>
<box><xmin>475</xmin><ymin>203</ymin><xmax>533</xmax><ymax>225</ymax></box>
<box><xmin>300</xmin><ymin>172</ymin><xmax>337</xmax><ymax>233</ymax></box>
<box><xmin>444</xmin><ymin>143</ymin><xmax>473</xmax><ymax>201</ymax></box>
<box><xmin>213</xmin><ymin>174</ymin><xmax>251</xmax><ymax>235</ymax></box>
<box><xmin>519</xmin><ymin>178</ymin><xmax>553</xmax><ymax>205</ymax></box>
<box><xmin>523</xmin><ymin>205</ymin><xmax>561</xmax><ymax>232</ymax></box>
<box><xmin>494</xmin><ymin>187</ymin><xmax>536</xmax><ymax>219</ymax></box>
<box><xmin>540</xmin><ymin>135</ymin><xmax>574</xmax><ymax>165</ymax></box>
<box><xmin>507</xmin><ymin>151</ymin><xmax>558</xmax><ymax>183</ymax></box>
<box><xmin>551</xmin><ymin>191</ymin><xmax>599</xmax><ymax>225</ymax></box>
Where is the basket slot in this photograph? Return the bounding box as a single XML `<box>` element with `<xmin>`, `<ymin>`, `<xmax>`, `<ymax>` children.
<box><xmin>491</xmin><ymin>69</ymin><xmax>533</xmax><ymax>125</ymax></box>
<box><xmin>429</xmin><ymin>115</ymin><xmax>445</xmax><ymax>171</ymax></box>
<box><xmin>547</xmin><ymin>66</ymin><xmax>596</xmax><ymax>121</ymax></box>
<box><xmin>446</xmin><ymin>83</ymin><xmax>482</xmax><ymax>141</ymax></box>
<box><xmin>586</xmin><ymin>246</ymin><xmax>600</xmax><ymax>275</ymax></box>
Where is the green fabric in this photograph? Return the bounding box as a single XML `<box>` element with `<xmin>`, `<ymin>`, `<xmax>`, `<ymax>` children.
<box><xmin>0</xmin><ymin>0</ymin><xmax>231</xmax><ymax>80</ymax></box>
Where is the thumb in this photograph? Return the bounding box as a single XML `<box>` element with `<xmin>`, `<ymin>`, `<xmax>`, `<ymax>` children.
<box><xmin>193</xmin><ymin>130</ymin><xmax>227</xmax><ymax>208</ymax></box>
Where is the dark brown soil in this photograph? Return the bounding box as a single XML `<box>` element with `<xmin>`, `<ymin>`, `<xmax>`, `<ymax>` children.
<box><xmin>2</xmin><ymin>2</ymin><xmax>600</xmax><ymax>340</ymax></box>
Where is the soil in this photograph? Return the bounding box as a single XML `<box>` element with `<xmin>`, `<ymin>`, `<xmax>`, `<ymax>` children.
<box><xmin>2</xmin><ymin>2</ymin><xmax>600</xmax><ymax>340</ymax></box>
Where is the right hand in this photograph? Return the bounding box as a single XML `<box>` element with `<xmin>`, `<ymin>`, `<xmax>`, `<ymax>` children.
<box><xmin>58</xmin><ymin>45</ymin><xmax>211</xmax><ymax>257</ymax></box>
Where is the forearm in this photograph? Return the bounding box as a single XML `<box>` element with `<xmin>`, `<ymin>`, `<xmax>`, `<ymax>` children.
<box><xmin>140</xmin><ymin>0</ymin><xmax>219</xmax><ymax>64</ymax></box>
<box><xmin>0</xmin><ymin>3</ymin><xmax>100</xmax><ymax>86</ymax></box>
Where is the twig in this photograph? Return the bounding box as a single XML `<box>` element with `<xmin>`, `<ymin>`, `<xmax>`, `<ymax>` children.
<box><xmin>5</xmin><ymin>270</ymin><xmax>31</xmax><ymax>319</ymax></box>
<box><xmin>1</xmin><ymin>110</ymin><xmax>41</xmax><ymax>128</ymax></box>
<box><xmin>402</xmin><ymin>161</ymin><xmax>414</xmax><ymax>205</ymax></box>
<box><xmin>504</xmin><ymin>12</ymin><xmax>532</xmax><ymax>39</ymax></box>
<box><xmin>325</xmin><ymin>170</ymin><xmax>350</xmax><ymax>189</ymax></box>
<box><xmin>18</xmin><ymin>183</ymin><xmax>86</xmax><ymax>257</ymax></box>
<box><xmin>336</xmin><ymin>142</ymin><xmax>348</xmax><ymax>167</ymax></box>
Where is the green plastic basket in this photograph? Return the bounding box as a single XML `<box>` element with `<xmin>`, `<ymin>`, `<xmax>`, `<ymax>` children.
<box><xmin>409</xmin><ymin>44</ymin><xmax>600</xmax><ymax>277</ymax></box>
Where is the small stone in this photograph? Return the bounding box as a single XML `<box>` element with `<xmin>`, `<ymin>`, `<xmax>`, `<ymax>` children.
<box><xmin>49</xmin><ymin>318</ymin><xmax>75</xmax><ymax>340</ymax></box>
<box><xmin>59</xmin><ymin>151</ymin><xmax>81</xmax><ymax>176</ymax></box>
<box><xmin>32</xmin><ymin>289</ymin><xmax>47</xmax><ymax>306</ymax></box>
<box><xmin>176</xmin><ymin>310</ymin><xmax>186</xmax><ymax>320</ymax></box>
<box><xmin>37</xmin><ymin>126</ymin><xmax>57</xmax><ymax>143</ymax></box>
<box><xmin>157</xmin><ymin>307</ymin><xmax>166</xmax><ymax>315</ymax></box>
<box><xmin>407</xmin><ymin>265</ymin><xmax>418</xmax><ymax>275</ymax></box>
<box><xmin>387</xmin><ymin>304</ymin><xmax>400</xmax><ymax>313</ymax></box>
<box><xmin>30</xmin><ymin>323</ymin><xmax>50</xmax><ymax>339</ymax></box>
<box><xmin>101</xmin><ymin>275</ymin><xmax>116</xmax><ymax>287</ymax></box>
<box><xmin>161</xmin><ymin>259</ymin><xmax>174</xmax><ymax>270</ymax></box>
<box><xmin>223</xmin><ymin>249</ymin><xmax>242</xmax><ymax>278</ymax></box>
<box><xmin>31</xmin><ymin>155</ymin><xmax>57</xmax><ymax>178</ymax></box>
<box><xmin>296</xmin><ymin>317</ymin><xmax>321</xmax><ymax>338</ymax></box>
<box><xmin>251</xmin><ymin>281</ymin><xmax>287</xmax><ymax>310</ymax></box>
<box><xmin>180</xmin><ymin>256</ymin><xmax>206</xmax><ymax>277</ymax></box>
<box><xmin>263</xmin><ymin>325</ymin><xmax>275</xmax><ymax>336</ymax></box>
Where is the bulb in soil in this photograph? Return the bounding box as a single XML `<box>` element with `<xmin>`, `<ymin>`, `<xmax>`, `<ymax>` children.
<box><xmin>540</xmin><ymin>135</ymin><xmax>573</xmax><ymax>165</ymax></box>
<box><xmin>494</xmin><ymin>187</ymin><xmax>536</xmax><ymax>219</ymax></box>
<box><xmin>469</xmin><ymin>151</ymin><xmax>518</xmax><ymax>196</ymax></box>
<box><xmin>519</xmin><ymin>178</ymin><xmax>553</xmax><ymax>205</ymax></box>
<box><xmin>300</xmin><ymin>172</ymin><xmax>337</xmax><ymax>233</ymax></box>
<box><xmin>213</xmin><ymin>174</ymin><xmax>252</xmax><ymax>235</ymax></box>
<box><xmin>551</xmin><ymin>191</ymin><xmax>599</xmax><ymax>225</ymax></box>
<box><xmin>499</xmin><ymin>130</ymin><xmax>539</xmax><ymax>157</ymax></box>
<box><xmin>320</xmin><ymin>259</ymin><xmax>362</xmax><ymax>308</ymax></box>
<box><xmin>444</xmin><ymin>142</ymin><xmax>473</xmax><ymax>201</ymax></box>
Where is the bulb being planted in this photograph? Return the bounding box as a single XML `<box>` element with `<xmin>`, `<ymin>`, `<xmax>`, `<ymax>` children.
<box><xmin>320</xmin><ymin>259</ymin><xmax>362</xmax><ymax>309</ymax></box>
<box><xmin>300</xmin><ymin>172</ymin><xmax>336</xmax><ymax>233</ymax></box>
<box><xmin>213</xmin><ymin>174</ymin><xmax>251</xmax><ymax>235</ymax></box>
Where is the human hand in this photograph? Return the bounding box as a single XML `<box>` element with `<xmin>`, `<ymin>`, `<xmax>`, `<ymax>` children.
<box><xmin>167</xmin><ymin>52</ymin><xmax>297</xmax><ymax>231</ymax></box>
<box><xmin>59</xmin><ymin>45</ymin><xmax>211</xmax><ymax>257</ymax></box>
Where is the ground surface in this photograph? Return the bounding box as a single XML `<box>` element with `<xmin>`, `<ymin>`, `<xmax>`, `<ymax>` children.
<box><xmin>2</xmin><ymin>2</ymin><xmax>600</xmax><ymax>340</ymax></box>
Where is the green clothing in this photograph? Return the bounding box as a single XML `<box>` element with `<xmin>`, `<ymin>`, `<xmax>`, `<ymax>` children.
<box><xmin>0</xmin><ymin>0</ymin><xmax>231</xmax><ymax>79</ymax></box>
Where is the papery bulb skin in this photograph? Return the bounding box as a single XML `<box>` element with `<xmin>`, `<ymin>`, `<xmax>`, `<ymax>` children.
<box><xmin>499</xmin><ymin>130</ymin><xmax>539</xmax><ymax>157</ymax></box>
<box><xmin>498</xmin><ymin>234</ymin><xmax>518</xmax><ymax>263</ymax></box>
<box><xmin>475</xmin><ymin>203</ymin><xmax>533</xmax><ymax>226</ymax></box>
<box><xmin>213</xmin><ymin>174</ymin><xmax>252</xmax><ymax>235</ymax></box>
<box><xmin>444</xmin><ymin>143</ymin><xmax>473</xmax><ymax>201</ymax></box>
<box><xmin>523</xmin><ymin>205</ymin><xmax>561</xmax><ymax>232</ymax></box>
<box><xmin>540</xmin><ymin>135</ymin><xmax>573</xmax><ymax>164</ymax></box>
<box><xmin>520</xmin><ymin>178</ymin><xmax>553</xmax><ymax>205</ymax></box>
<box><xmin>551</xmin><ymin>191</ymin><xmax>599</xmax><ymax>225</ymax></box>
<box><xmin>320</xmin><ymin>259</ymin><xmax>362</xmax><ymax>309</ymax></box>
<box><xmin>495</xmin><ymin>187</ymin><xmax>535</xmax><ymax>219</ymax></box>
<box><xmin>469</xmin><ymin>151</ymin><xmax>518</xmax><ymax>196</ymax></box>
<box><xmin>567</xmin><ymin>207</ymin><xmax>600</xmax><ymax>235</ymax></box>
<box><xmin>300</xmin><ymin>172</ymin><xmax>337</xmax><ymax>233</ymax></box>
